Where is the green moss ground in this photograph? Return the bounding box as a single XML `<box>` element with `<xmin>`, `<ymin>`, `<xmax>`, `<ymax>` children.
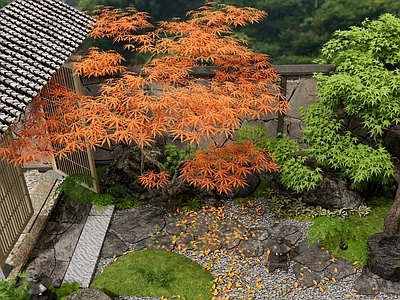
<box><xmin>90</xmin><ymin>249</ymin><xmax>214</xmax><ymax>299</ymax></box>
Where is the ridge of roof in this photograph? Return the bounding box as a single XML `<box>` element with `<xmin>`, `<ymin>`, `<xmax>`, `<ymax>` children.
<box><xmin>0</xmin><ymin>0</ymin><xmax>95</xmax><ymax>133</ymax></box>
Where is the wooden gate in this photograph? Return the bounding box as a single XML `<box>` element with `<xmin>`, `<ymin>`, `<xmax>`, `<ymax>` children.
<box><xmin>0</xmin><ymin>130</ymin><xmax>33</xmax><ymax>275</ymax></box>
<box><xmin>45</xmin><ymin>64</ymin><xmax>99</xmax><ymax>193</ymax></box>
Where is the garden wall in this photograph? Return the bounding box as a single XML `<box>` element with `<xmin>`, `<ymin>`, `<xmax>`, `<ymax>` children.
<box><xmin>79</xmin><ymin>64</ymin><xmax>334</xmax><ymax>163</ymax></box>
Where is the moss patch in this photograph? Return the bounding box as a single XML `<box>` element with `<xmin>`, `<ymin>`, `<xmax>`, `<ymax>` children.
<box><xmin>90</xmin><ymin>249</ymin><xmax>214</xmax><ymax>299</ymax></box>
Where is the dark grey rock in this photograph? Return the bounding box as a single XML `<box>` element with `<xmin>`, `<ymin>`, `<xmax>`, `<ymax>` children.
<box><xmin>290</xmin><ymin>241</ymin><xmax>333</xmax><ymax>272</ymax></box>
<box><xmin>268</xmin><ymin>223</ymin><xmax>302</xmax><ymax>245</ymax></box>
<box><xmin>101</xmin><ymin>144</ymin><xmax>164</xmax><ymax>202</ymax></box>
<box><xmin>324</xmin><ymin>258</ymin><xmax>356</xmax><ymax>281</ymax></box>
<box><xmin>238</xmin><ymin>238</ymin><xmax>265</xmax><ymax>257</ymax></box>
<box><xmin>368</xmin><ymin>232</ymin><xmax>400</xmax><ymax>282</ymax></box>
<box><xmin>164</xmin><ymin>218</ymin><xmax>186</xmax><ymax>236</ymax></box>
<box><xmin>66</xmin><ymin>288</ymin><xmax>112</xmax><ymax>300</ymax></box>
<box><xmin>265</xmin><ymin>169</ymin><xmax>365</xmax><ymax>210</ymax></box>
<box><xmin>100</xmin><ymin>231</ymin><xmax>129</xmax><ymax>258</ymax></box>
<box><xmin>230</xmin><ymin>173</ymin><xmax>261</xmax><ymax>198</ymax></box>
<box><xmin>110</xmin><ymin>206</ymin><xmax>165</xmax><ymax>243</ymax></box>
<box><xmin>25</xmin><ymin>248</ymin><xmax>56</xmax><ymax>283</ymax></box>
<box><xmin>292</xmin><ymin>263</ymin><xmax>320</xmax><ymax>288</ymax></box>
<box><xmin>50</xmin><ymin>261</ymin><xmax>70</xmax><ymax>287</ymax></box>
<box><xmin>248</xmin><ymin>227</ymin><xmax>269</xmax><ymax>241</ymax></box>
<box><xmin>354</xmin><ymin>271</ymin><xmax>380</xmax><ymax>295</ymax></box>
<box><xmin>53</xmin><ymin>224</ymin><xmax>85</xmax><ymax>261</ymax></box>
<box><xmin>48</xmin><ymin>195</ymin><xmax>91</xmax><ymax>223</ymax></box>
<box><xmin>378</xmin><ymin>277</ymin><xmax>400</xmax><ymax>294</ymax></box>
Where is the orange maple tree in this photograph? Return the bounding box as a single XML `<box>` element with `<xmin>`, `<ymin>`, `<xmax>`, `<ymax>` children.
<box><xmin>0</xmin><ymin>2</ymin><xmax>288</xmax><ymax>207</ymax></box>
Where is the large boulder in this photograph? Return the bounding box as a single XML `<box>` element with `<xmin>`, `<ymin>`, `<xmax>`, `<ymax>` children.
<box><xmin>66</xmin><ymin>288</ymin><xmax>112</xmax><ymax>300</ymax></box>
<box><xmin>368</xmin><ymin>232</ymin><xmax>400</xmax><ymax>282</ymax></box>
<box><xmin>101</xmin><ymin>143</ymin><xmax>261</xmax><ymax>207</ymax></box>
<box><xmin>265</xmin><ymin>169</ymin><xmax>365</xmax><ymax>210</ymax></box>
<box><xmin>101</xmin><ymin>144</ymin><xmax>164</xmax><ymax>202</ymax></box>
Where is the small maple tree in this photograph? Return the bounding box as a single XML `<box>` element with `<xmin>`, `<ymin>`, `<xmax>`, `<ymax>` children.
<box><xmin>1</xmin><ymin>2</ymin><xmax>287</xmax><ymax>208</ymax></box>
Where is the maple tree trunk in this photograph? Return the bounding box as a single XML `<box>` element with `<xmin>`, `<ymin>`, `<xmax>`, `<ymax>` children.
<box><xmin>384</xmin><ymin>168</ymin><xmax>400</xmax><ymax>235</ymax></box>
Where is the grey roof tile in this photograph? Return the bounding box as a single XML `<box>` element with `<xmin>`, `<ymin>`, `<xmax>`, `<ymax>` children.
<box><xmin>0</xmin><ymin>0</ymin><xmax>94</xmax><ymax>133</ymax></box>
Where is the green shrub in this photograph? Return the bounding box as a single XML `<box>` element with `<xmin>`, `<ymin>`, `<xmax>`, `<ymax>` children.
<box><xmin>182</xmin><ymin>198</ymin><xmax>202</xmax><ymax>212</ymax></box>
<box><xmin>49</xmin><ymin>282</ymin><xmax>80</xmax><ymax>300</ymax></box>
<box><xmin>137</xmin><ymin>258</ymin><xmax>172</xmax><ymax>287</ymax></box>
<box><xmin>163</xmin><ymin>143</ymin><xmax>188</xmax><ymax>176</ymax></box>
<box><xmin>0</xmin><ymin>272</ymin><xmax>30</xmax><ymax>300</ymax></box>
<box><xmin>57</xmin><ymin>173</ymin><xmax>144</xmax><ymax>210</ymax></box>
<box><xmin>307</xmin><ymin>216</ymin><xmax>370</xmax><ymax>267</ymax></box>
<box><xmin>236</xmin><ymin>126</ymin><xmax>322</xmax><ymax>193</ymax></box>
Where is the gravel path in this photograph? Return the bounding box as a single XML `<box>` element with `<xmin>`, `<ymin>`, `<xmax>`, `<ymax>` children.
<box><xmin>105</xmin><ymin>199</ymin><xmax>399</xmax><ymax>300</ymax></box>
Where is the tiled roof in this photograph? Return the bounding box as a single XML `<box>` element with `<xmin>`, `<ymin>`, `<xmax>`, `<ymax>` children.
<box><xmin>0</xmin><ymin>0</ymin><xmax>94</xmax><ymax>133</ymax></box>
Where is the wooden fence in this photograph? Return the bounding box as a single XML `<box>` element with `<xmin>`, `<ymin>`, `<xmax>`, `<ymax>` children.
<box><xmin>45</xmin><ymin>64</ymin><xmax>99</xmax><ymax>193</ymax></box>
<box><xmin>0</xmin><ymin>130</ymin><xmax>33</xmax><ymax>273</ymax></box>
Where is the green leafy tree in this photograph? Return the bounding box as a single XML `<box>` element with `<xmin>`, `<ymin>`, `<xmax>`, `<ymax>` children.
<box><xmin>0</xmin><ymin>0</ymin><xmax>12</xmax><ymax>8</ymax></box>
<box><xmin>77</xmin><ymin>0</ymin><xmax>205</xmax><ymax>22</ymax></box>
<box><xmin>301</xmin><ymin>14</ymin><xmax>400</xmax><ymax>235</ymax></box>
<box><xmin>214</xmin><ymin>0</ymin><xmax>400</xmax><ymax>63</ymax></box>
<box><xmin>76</xmin><ymin>0</ymin><xmax>206</xmax><ymax>64</ymax></box>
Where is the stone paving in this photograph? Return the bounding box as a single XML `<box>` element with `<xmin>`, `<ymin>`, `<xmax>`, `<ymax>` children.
<box><xmin>24</xmin><ymin>195</ymin><xmax>92</xmax><ymax>287</ymax></box>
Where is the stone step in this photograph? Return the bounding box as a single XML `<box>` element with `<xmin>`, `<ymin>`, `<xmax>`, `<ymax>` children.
<box><xmin>63</xmin><ymin>205</ymin><xmax>114</xmax><ymax>288</ymax></box>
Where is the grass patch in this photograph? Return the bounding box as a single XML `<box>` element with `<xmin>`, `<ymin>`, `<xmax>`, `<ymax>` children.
<box><xmin>90</xmin><ymin>249</ymin><xmax>214</xmax><ymax>299</ymax></box>
<box><xmin>307</xmin><ymin>196</ymin><xmax>397</xmax><ymax>267</ymax></box>
<box><xmin>58</xmin><ymin>166</ymin><xmax>145</xmax><ymax>210</ymax></box>
<box><xmin>345</xmin><ymin>196</ymin><xmax>395</xmax><ymax>236</ymax></box>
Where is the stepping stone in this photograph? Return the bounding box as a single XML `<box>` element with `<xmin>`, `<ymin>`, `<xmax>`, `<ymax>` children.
<box><xmin>63</xmin><ymin>205</ymin><xmax>114</xmax><ymax>288</ymax></box>
<box><xmin>291</xmin><ymin>241</ymin><xmax>333</xmax><ymax>272</ymax></box>
<box><xmin>100</xmin><ymin>231</ymin><xmax>128</xmax><ymax>258</ymax></box>
<box><xmin>238</xmin><ymin>238</ymin><xmax>265</xmax><ymax>257</ymax></box>
<box><xmin>292</xmin><ymin>263</ymin><xmax>320</xmax><ymax>288</ymax></box>
<box><xmin>354</xmin><ymin>270</ymin><xmax>380</xmax><ymax>295</ymax></box>
<box><xmin>378</xmin><ymin>277</ymin><xmax>400</xmax><ymax>294</ymax></box>
<box><xmin>324</xmin><ymin>258</ymin><xmax>356</xmax><ymax>281</ymax></box>
<box><xmin>247</xmin><ymin>227</ymin><xmax>269</xmax><ymax>241</ymax></box>
<box><xmin>112</xmin><ymin>206</ymin><xmax>165</xmax><ymax>243</ymax></box>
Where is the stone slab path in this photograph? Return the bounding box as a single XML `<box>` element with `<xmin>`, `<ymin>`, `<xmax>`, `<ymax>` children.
<box><xmin>63</xmin><ymin>205</ymin><xmax>114</xmax><ymax>288</ymax></box>
<box><xmin>24</xmin><ymin>195</ymin><xmax>92</xmax><ymax>287</ymax></box>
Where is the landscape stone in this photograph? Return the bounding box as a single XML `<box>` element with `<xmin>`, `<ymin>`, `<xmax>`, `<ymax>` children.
<box><xmin>238</xmin><ymin>238</ymin><xmax>265</xmax><ymax>257</ymax></box>
<box><xmin>292</xmin><ymin>263</ymin><xmax>320</xmax><ymax>287</ymax></box>
<box><xmin>111</xmin><ymin>206</ymin><xmax>166</xmax><ymax>243</ymax></box>
<box><xmin>354</xmin><ymin>271</ymin><xmax>380</xmax><ymax>295</ymax></box>
<box><xmin>66</xmin><ymin>288</ymin><xmax>112</xmax><ymax>300</ymax></box>
<box><xmin>368</xmin><ymin>232</ymin><xmax>400</xmax><ymax>282</ymax></box>
<box><xmin>101</xmin><ymin>144</ymin><xmax>165</xmax><ymax>202</ymax></box>
<box><xmin>324</xmin><ymin>258</ymin><xmax>356</xmax><ymax>281</ymax></box>
<box><xmin>100</xmin><ymin>231</ymin><xmax>128</xmax><ymax>258</ymax></box>
<box><xmin>290</xmin><ymin>241</ymin><xmax>333</xmax><ymax>272</ymax></box>
<box><xmin>228</xmin><ymin>173</ymin><xmax>261</xmax><ymax>199</ymax></box>
<box><xmin>265</xmin><ymin>170</ymin><xmax>365</xmax><ymax>210</ymax></box>
<box><xmin>378</xmin><ymin>277</ymin><xmax>400</xmax><ymax>294</ymax></box>
<box><xmin>269</xmin><ymin>223</ymin><xmax>303</xmax><ymax>245</ymax></box>
<box><xmin>48</xmin><ymin>197</ymin><xmax>91</xmax><ymax>223</ymax></box>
